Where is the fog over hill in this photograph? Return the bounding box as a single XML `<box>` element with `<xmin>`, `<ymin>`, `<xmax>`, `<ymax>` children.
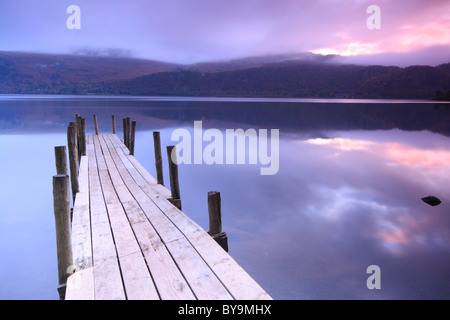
<box><xmin>1</xmin><ymin>51</ymin><xmax>449</xmax><ymax>100</ymax></box>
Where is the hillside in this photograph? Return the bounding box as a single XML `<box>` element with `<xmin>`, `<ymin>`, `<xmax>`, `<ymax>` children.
<box><xmin>0</xmin><ymin>51</ymin><xmax>179</xmax><ymax>94</ymax></box>
<box><xmin>1</xmin><ymin>51</ymin><xmax>450</xmax><ymax>99</ymax></box>
<box><xmin>98</xmin><ymin>62</ymin><xmax>450</xmax><ymax>99</ymax></box>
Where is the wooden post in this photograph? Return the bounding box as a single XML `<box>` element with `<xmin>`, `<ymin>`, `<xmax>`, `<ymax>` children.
<box><xmin>93</xmin><ymin>114</ymin><xmax>99</xmax><ymax>135</ymax></box>
<box><xmin>52</xmin><ymin>174</ymin><xmax>73</xmax><ymax>300</ymax></box>
<box><xmin>130</xmin><ymin>120</ymin><xmax>136</xmax><ymax>155</ymax></box>
<box><xmin>80</xmin><ymin>117</ymin><xmax>86</xmax><ymax>156</ymax></box>
<box><xmin>75</xmin><ymin>114</ymin><xmax>81</xmax><ymax>158</ymax></box>
<box><xmin>208</xmin><ymin>191</ymin><xmax>228</xmax><ymax>252</ymax></box>
<box><xmin>167</xmin><ymin>146</ymin><xmax>181</xmax><ymax>210</ymax></box>
<box><xmin>75</xmin><ymin>114</ymin><xmax>80</xmax><ymax>139</ymax></box>
<box><xmin>67</xmin><ymin>123</ymin><xmax>79</xmax><ymax>200</ymax></box>
<box><xmin>123</xmin><ymin>118</ymin><xmax>127</xmax><ymax>144</ymax></box>
<box><xmin>112</xmin><ymin>115</ymin><xmax>116</xmax><ymax>134</ymax></box>
<box><xmin>208</xmin><ymin>191</ymin><xmax>222</xmax><ymax>235</ymax></box>
<box><xmin>153</xmin><ymin>132</ymin><xmax>164</xmax><ymax>185</ymax></box>
<box><xmin>75</xmin><ymin>114</ymin><xmax>81</xmax><ymax>162</ymax></box>
<box><xmin>126</xmin><ymin>117</ymin><xmax>131</xmax><ymax>149</ymax></box>
<box><xmin>54</xmin><ymin>146</ymin><xmax>68</xmax><ymax>175</ymax></box>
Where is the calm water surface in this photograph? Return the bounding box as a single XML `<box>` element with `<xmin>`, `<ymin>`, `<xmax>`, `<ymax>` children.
<box><xmin>1</xmin><ymin>95</ymin><xmax>450</xmax><ymax>300</ymax></box>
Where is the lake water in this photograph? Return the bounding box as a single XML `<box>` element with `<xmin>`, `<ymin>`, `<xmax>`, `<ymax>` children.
<box><xmin>1</xmin><ymin>95</ymin><xmax>450</xmax><ymax>300</ymax></box>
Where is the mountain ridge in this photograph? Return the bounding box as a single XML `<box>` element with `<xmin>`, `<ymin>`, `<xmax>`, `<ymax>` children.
<box><xmin>1</xmin><ymin>51</ymin><xmax>449</xmax><ymax>99</ymax></box>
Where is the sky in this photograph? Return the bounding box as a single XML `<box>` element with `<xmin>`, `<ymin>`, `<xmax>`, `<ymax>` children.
<box><xmin>1</xmin><ymin>0</ymin><xmax>450</xmax><ymax>66</ymax></box>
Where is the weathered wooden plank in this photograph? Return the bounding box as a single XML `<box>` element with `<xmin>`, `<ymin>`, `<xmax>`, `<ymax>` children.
<box><xmin>121</xmin><ymin>200</ymin><xmax>196</xmax><ymax>300</ymax></box>
<box><xmin>102</xmin><ymin>135</ymin><xmax>243</xmax><ymax>298</ymax></box>
<box><xmin>143</xmin><ymin>182</ymin><xmax>271</xmax><ymax>299</ymax></box>
<box><xmin>102</xmin><ymin>135</ymin><xmax>186</xmax><ymax>243</ymax></box>
<box><xmin>97</xmin><ymin>135</ymin><xmax>135</xmax><ymax>204</ymax></box>
<box><xmin>96</xmin><ymin>134</ymin><xmax>195</xmax><ymax>300</ymax></box>
<box><xmin>93</xmin><ymin>257</ymin><xmax>125</xmax><ymax>300</ymax></box>
<box><xmin>108</xmin><ymin>134</ymin><xmax>172</xmax><ymax>200</ymax></box>
<box><xmin>89</xmin><ymin>139</ymin><xmax>126</xmax><ymax>300</ymax></box>
<box><xmin>95</xmin><ymin>134</ymin><xmax>163</xmax><ymax>300</ymax></box>
<box><xmin>98</xmin><ymin>170</ymin><xmax>141</xmax><ymax>258</ymax></box>
<box><xmin>108</xmin><ymin>132</ymin><xmax>128</xmax><ymax>152</ymax></box>
<box><xmin>119</xmin><ymin>251</ymin><xmax>160</xmax><ymax>300</ymax></box>
<box><xmin>93</xmin><ymin>135</ymin><xmax>107</xmax><ymax>171</ymax></box>
<box><xmin>71</xmin><ymin>153</ymin><xmax>92</xmax><ymax>271</ymax></box>
<box><xmin>65</xmin><ymin>267</ymin><xmax>95</xmax><ymax>300</ymax></box>
<box><xmin>75</xmin><ymin>155</ymin><xmax>89</xmax><ymax>206</ymax></box>
<box><xmin>68</xmin><ymin>133</ymin><xmax>272</xmax><ymax>300</ymax></box>
<box><xmin>131</xmin><ymin>220</ymin><xmax>196</xmax><ymax>299</ymax></box>
<box><xmin>166</xmin><ymin>237</ymin><xmax>233</xmax><ymax>300</ymax></box>
<box><xmin>140</xmin><ymin>184</ymin><xmax>202</xmax><ymax>237</ymax></box>
<box><xmin>187</xmin><ymin>230</ymin><xmax>272</xmax><ymax>300</ymax></box>
<box><xmin>105</xmin><ymin>138</ymin><xmax>185</xmax><ymax>235</ymax></box>
<box><xmin>101</xmin><ymin>135</ymin><xmax>234</xmax><ymax>299</ymax></box>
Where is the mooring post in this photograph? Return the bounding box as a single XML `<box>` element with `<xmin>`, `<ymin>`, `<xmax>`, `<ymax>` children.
<box><xmin>75</xmin><ymin>114</ymin><xmax>82</xmax><ymax>162</ymax></box>
<box><xmin>130</xmin><ymin>120</ymin><xmax>136</xmax><ymax>155</ymax></box>
<box><xmin>122</xmin><ymin>118</ymin><xmax>127</xmax><ymax>145</ymax></box>
<box><xmin>93</xmin><ymin>114</ymin><xmax>99</xmax><ymax>135</ymax></box>
<box><xmin>54</xmin><ymin>146</ymin><xmax>68</xmax><ymax>175</ymax></box>
<box><xmin>153</xmin><ymin>132</ymin><xmax>164</xmax><ymax>185</ymax></box>
<box><xmin>67</xmin><ymin>123</ymin><xmax>79</xmax><ymax>200</ymax></box>
<box><xmin>208</xmin><ymin>191</ymin><xmax>228</xmax><ymax>252</ymax></box>
<box><xmin>126</xmin><ymin>117</ymin><xmax>131</xmax><ymax>149</ymax></box>
<box><xmin>52</xmin><ymin>174</ymin><xmax>73</xmax><ymax>300</ymax></box>
<box><xmin>80</xmin><ymin>117</ymin><xmax>86</xmax><ymax>156</ymax></box>
<box><xmin>75</xmin><ymin>114</ymin><xmax>80</xmax><ymax>138</ymax></box>
<box><xmin>75</xmin><ymin>114</ymin><xmax>80</xmax><ymax>155</ymax></box>
<box><xmin>112</xmin><ymin>115</ymin><xmax>116</xmax><ymax>134</ymax></box>
<box><xmin>167</xmin><ymin>145</ymin><xmax>181</xmax><ymax>210</ymax></box>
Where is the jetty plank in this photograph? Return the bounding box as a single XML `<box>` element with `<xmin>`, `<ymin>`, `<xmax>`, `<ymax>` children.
<box><xmin>88</xmin><ymin>140</ymin><xmax>125</xmax><ymax>300</ymax></box>
<box><xmin>108</xmin><ymin>134</ymin><xmax>172</xmax><ymax>200</ymax></box>
<box><xmin>65</xmin><ymin>267</ymin><xmax>94</xmax><ymax>300</ymax></box>
<box><xmin>97</xmin><ymin>133</ymin><xmax>195</xmax><ymax>299</ymax></box>
<box><xmin>71</xmin><ymin>154</ymin><xmax>92</xmax><ymax>270</ymax></box>
<box><xmin>65</xmin><ymin>133</ymin><xmax>271</xmax><ymax>300</ymax></box>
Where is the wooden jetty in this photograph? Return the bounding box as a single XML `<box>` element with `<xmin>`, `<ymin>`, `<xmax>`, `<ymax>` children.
<box><xmin>52</xmin><ymin>115</ymin><xmax>272</xmax><ymax>300</ymax></box>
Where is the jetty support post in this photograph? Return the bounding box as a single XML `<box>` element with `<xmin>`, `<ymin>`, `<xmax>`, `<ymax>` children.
<box><xmin>112</xmin><ymin>115</ymin><xmax>116</xmax><ymax>134</ymax></box>
<box><xmin>52</xmin><ymin>174</ymin><xmax>73</xmax><ymax>300</ymax></box>
<box><xmin>208</xmin><ymin>191</ymin><xmax>228</xmax><ymax>252</ymax></box>
<box><xmin>153</xmin><ymin>132</ymin><xmax>164</xmax><ymax>185</ymax></box>
<box><xmin>75</xmin><ymin>114</ymin><xmax>81</xmax><ymax>160</ymax></box>
<box><xmin>93</xmin><ymin>114</ymin><xmax>99</xmax><ymax>135</ymax></box>
<box><xmin>54</xmin><ymin>146</ymin><xmax>68</xmax><ymax>175</ymax></box>
<box><xmin>126</xmin><ymin>117</ymin><xmax>131</xmax><ymax>150</ymax></box>
<box><xmin>130</xmin><ymin>120</ymin><xmax>136</xmax><ymax>155</ymax></box>
<box><xmin>80</xmin><ymin>117</ymin><xmax>86</xmax><ymax>156</ymax></box>
<box><xmin>123</xmin><ymin>118</ymin><xmax>127</xmax><ymax>145</ymax></box>
<box><xmin>67</xmin><ymin>123</ymin><xmax>79</xmax><ymax>201</ymax></box>
<box><xmin>167</xmin><ymin>145</ymin><xmax>182</xmax><ymax>210</ymax></box>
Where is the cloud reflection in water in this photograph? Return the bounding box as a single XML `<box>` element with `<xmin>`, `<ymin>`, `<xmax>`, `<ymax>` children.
<box><xmin>216</xmin><ymin>129</ymin><xmax>450</xmax><ymax>299</ymax></box>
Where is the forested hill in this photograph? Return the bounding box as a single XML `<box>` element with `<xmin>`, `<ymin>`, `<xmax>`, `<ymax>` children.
<box><xmin>1</xmin><ymin>51</ymin><xmax>450</xmax><ymax>99</ymax></box>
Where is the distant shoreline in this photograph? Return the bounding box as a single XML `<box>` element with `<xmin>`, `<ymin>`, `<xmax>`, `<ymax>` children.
<box><xmin>1</xmin><ymin>51</ymin><xmax>449</xmax><ymax>101</ymax></box>
<box><xmin>0</xmin><ymin>93</ymin><xmax>447</xmax><ymax>104</ymax></box>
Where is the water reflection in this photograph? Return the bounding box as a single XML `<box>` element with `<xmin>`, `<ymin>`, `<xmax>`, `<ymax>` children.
<box><xmin>1</xmin><ymin>96</ymin><xmax>450</xmax><ymax>299</ymax></box>
<box><xmin>0</xmin><ymin>133</ymin><xmax>68</xmax><ymax>299</ymax></box>
<box><xmin>302</xmin><ymin>131</ymin><xmax>450</xmax><ymax>255</ymax></box>
<box><xmin>228</xmin><ymin>129</ymin><xmax>450</xmax><ymax>299</ymax></box>
<box><xmin>136</xmin><ymin>127</ymin><xmax>450</xmax><ymax>299</ymax></box>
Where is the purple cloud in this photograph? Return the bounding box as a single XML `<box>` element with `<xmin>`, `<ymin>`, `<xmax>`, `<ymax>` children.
<box><xmin>0</xmin><ymin>0</ymin><xmax>449</xmax><ymax>65</ymax></box>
